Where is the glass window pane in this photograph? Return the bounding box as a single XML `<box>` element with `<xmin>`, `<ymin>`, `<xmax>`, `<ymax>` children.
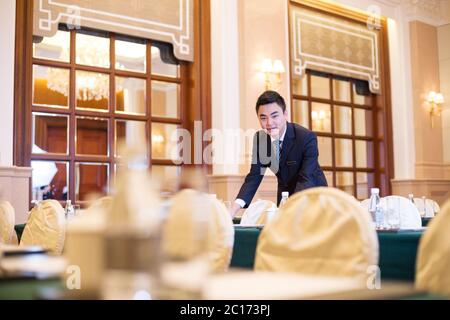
<box><xmin>116</xmin><ymin>77</ymin><xmax>146</xmax><ymax>115</ymax></box>
<box><xmin>75</xmin><ymin>163</ymin><xmax>109</xmax><ymax>201</ymax></box>
<box><xmin>151</xmin><ymin>46</ymin><xmax>179</xmax><ymax>78</ymax></box>
<box><xmin>353</xmin><ymin>84</ymin><xmax>371</xmax><ymax>105</ymax></box>
<box><xmin>151</xmin><ymin>123</ymin><xmax>181</xmax><ymax>161</ymax></box>
<box><xmin>311</xmin><ymin>74</ymin><xmax>330</xmax><ymax>99</ymax></box>
<box><xmin>31</xmin><ymin>161</ymin><xmax>68</xmax><ymax>201</ymax></box>
<box><xmin>32</xmin><ymin>113</ymin><xmax>68</xmax><ymax>154</ymax></box>
<box><xmin>115</xmin><ymin>39</ymin><xmax>146</xmax><ymax>73</ymax></box>
<box><xmin>33</xmin><ymin>30</ymin><xmax>70</xmax><ymax>62</ymax></box>
<box><xmin>33</xmin><ymin>65</ymin><xmax>69</xmax><ymax>108</ymax></box>
<box><xmin>115</xmin><ymin>120</ymin><xmax>147</xmax><ymax>157</ymax></box>
<box><xmin>334</xmin><ymin>106</ymin><xmax>352</xmax><ymax>135</ymax></box>
<box><xmin>323</xmin><ymin>171</ymin><xmax>334</xmax><ymax>187</ymax></box>
<box><xmin>355</xmin><ymin>140</ymin><xmax>374</xmax><ymax>168</ymax></box>
<box><xmin>356</xmin><ymin>172</ymin><xmax>374</xmax><ymax>200</ymax></box>
<box><xmin>311</xmin><ymin>103</ymin><xmax>331</xmax><ymax>132</ymax></box>
<box><xmin>151</xmin><ymin>81</ymin><xmax>180</xmax><ymax>118</ymax></box>
<box><xmin>76</xmin><ymin>71</ymin><xmax>109</xmax><ymax>110</ymax></box>
<box><xmin>292</xmin><ymin>99</ymin><xmax>309</xmax><ymax>129</ymax></box>
<box><xmin>354</xmin><ymin>108</ymin><xmax>373</xmax><ymax>137</ymax></box>
<box><xmin>76</xmin><ymin>33</ymin><xmax>110</xmax><ymax>68</ymax></box>
<box><xmin>335</xmin><ymin>138</ymin><xmax>353</xmax><ymax>167</ymax></box>
<box><xmin>76</xmin><ymin>117</ymin><xmax>109</xmax><ymax>156</ymax></box>
<box><xmin>292</xmin><ymin>74</ymin><xmax>308</xmax><ymax>96</ymax></box>
<box><xmin>317</xmin><ymin>136</ymin><xmax>332</xmax><ymax>167</ymax></box>
<box><xmin>151</xmin><ymin>165</ymin><xmax>181</xmax><ymax>194</ymax></box>
<box><xmin>336</xmin><ymin>172</ymin><xmax>354</xmax><ymax>195</ymax></box>
<box><xmin>333</xmin><ymin>79</ymin><xmax>351</xmax><ymax>102</ymax></box>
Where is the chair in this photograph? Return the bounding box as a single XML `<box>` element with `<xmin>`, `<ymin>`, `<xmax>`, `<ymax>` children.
<box><xmin>413</xmin><ymin>197</ymin><xmax>440</xmax><ymax>217</ymax></box>
<box><xmin>163</xmin><ymin>189</ymin><xmax>234</xmax><ymax>273</ymax></box>
<box><xmin>415</xmin><ymin>199</ymin><xmax>450</xmax><ymax>297</ymax></box>
<box><xmin>240</xmin><ymin>199</ymin><xmax>277</xmax><ymax>225</ymax></box>
<box><xmin>254</xmin><ymin>187</ymin><xmax>379</xmax><ymax>279</ymax></box>
<box><xmin>383</xmin><ymin>196</ymin><xmax>422</xmax><ymax>229</ymax></box>
<box><xmin>0</xmin><ymin>200</ymin><xmax>17</xmax><ymax>244</ymax></box>
<box><xmin>20</xmin><ymin>200</ymin><xmax>66</xmax><ymax>255</ymax></box>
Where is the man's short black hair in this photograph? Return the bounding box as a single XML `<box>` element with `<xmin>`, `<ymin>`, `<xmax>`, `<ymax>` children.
<box><xmin>255</xmin><ymin>90</ymin><xmax>286</xmax><ymax>113</ymax></box>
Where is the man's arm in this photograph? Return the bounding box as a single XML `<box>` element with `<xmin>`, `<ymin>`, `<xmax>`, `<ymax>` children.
<box><xmin>230</xmin><ymin>132</ymin><xmax>266</xmax><ymax>217</ymax></box>
<box><xmin>294</xmin><ymin>132</ymin><xmax>320</xmax><ymax>192</ymax></box>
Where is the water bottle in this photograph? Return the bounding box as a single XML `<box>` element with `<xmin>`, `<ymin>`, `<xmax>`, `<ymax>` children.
<box><xmin>421</xmin><ymin>196</ymin><xmax>427</xmax><ymax>217</ymax></box>
<box><xmin>65</xmin><ymin>200</ymin><xmax>75</xmax><ymax>220</ymax></box>
<box><xmin>368</xmin><ymin>188</ymin><xmax>381</xmax><ymax>228</ymax></box>
<box><xmin>279</xmin><ymin>192</ymin><xmax>289</xmax><ymax>207</ymax></box>
<box><xmin>408</xmin><ymin>194</ymin><xmax>415</xmax><ymax>204</ymax></box>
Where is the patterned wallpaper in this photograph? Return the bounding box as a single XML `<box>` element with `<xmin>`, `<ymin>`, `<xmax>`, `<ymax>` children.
<box><xmin>290</xmin><ymin>5</ymin><xmax>381</xmax><ymax>94</ymax></box>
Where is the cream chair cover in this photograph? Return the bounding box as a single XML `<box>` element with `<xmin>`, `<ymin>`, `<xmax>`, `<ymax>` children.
<box><xmin>240</xmin><ymin>199</ymin><xmax>277</xmax><ymax>225</ymax></box>
<box><xmin>360</xmin><ymin>198</ymin><xmax>370</xmax><ymax>211</ymax></box>
<box><xmin>413</xmin><ymin>198</ymin><xmax>439</xmax><ymax>218</ymax></box>
<box><xmin>20</xmin><ymin>200</ymin><xmax>66</xmax><ymax>255</ymax></box>
<box><xmin>163</xmin><ymin>189</ymin><xmax>234</xmax><ymax>273</ymax></box>
<box><xmin>255</xmin><ymin>187</ymin><xmax>379</xmax><ymax>279</ymax></box>
<box><xmin>0</xmin><ymin>201</ymin><xmax>16</xmax><ymax>244</ymax></box>
<box><xmin>416</xmin><ymin>200</ymin><xmax>450</xmax><ymax>296</ymax></box>
<box><xmin>383</xmin><ymin>196</ymin><xmax>422</xmax><ymax>229</ymax></box>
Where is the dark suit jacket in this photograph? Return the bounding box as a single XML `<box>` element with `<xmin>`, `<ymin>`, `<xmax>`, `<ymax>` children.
<box><xmin>236</xmin><ymin>122</ymin><xmax>328</xmax><ymax>206</ymax></box>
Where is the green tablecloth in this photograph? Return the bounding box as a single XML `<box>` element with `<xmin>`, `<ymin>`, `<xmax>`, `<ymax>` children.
<box><xmin>14</xmin><ymin>224</ymin><xmax>26</xmax><ymax>242</ymax></box>
<box><xmin>0</xmin><ymin>278</ymin><xmax>63</xmax><ymax>300</ymax></box>
<box><xmin>230</xmin><ymin>227</ymin><xmax>423</xmax><ymax>281</ymax></box>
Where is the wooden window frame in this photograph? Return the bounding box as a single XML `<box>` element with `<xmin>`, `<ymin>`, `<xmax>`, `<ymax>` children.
<box><xmin>14</xmin><ymin>0</ymin><xmax>212</xmax><ymax>206</ymax></box>
<box><xmin>288</xmin><ymin>0</ymin><xmax>395</xmax><ymax>198</ymax></box>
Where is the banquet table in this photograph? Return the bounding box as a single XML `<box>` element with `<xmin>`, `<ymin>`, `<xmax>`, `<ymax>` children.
<box><xmin>230</xmin><ymin>226</ymin><xmax>423</xmax><ymax>281</ymax></box>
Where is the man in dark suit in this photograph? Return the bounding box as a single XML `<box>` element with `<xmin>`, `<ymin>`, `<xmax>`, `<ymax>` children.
<box><xmin>229</xmin><ymin>90</ymin><xmax>328</xmax><ymax>217</ymax></box>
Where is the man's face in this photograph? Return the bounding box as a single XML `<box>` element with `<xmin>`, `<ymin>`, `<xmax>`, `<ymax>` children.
<box><xmin>257</xmin><ymin>102</ymin><xmax>288</xmax><ymax>138</ymax></box>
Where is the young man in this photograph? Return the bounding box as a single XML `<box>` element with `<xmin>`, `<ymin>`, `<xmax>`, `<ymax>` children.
<box><xmin>229</xmin><ymin>90</ymin><xmax>328</xmax><ymax>217</ymax></box>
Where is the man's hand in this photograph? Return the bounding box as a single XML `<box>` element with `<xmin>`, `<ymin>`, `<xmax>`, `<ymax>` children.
<box><xmin>229</xmin><ymin>201</ymin><xmax>242</xmax><ymax>218</ymax></box>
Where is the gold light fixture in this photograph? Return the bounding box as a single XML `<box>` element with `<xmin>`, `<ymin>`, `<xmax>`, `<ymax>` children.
<box><xmin>260</xmin><ymin>59</ymin><xmax>285</xmax><ymax>91</ymax></box>
<box><xmin>426</xmin><ymin>91</ymin><xmax>444</xmax><ymax>128</ymax></box>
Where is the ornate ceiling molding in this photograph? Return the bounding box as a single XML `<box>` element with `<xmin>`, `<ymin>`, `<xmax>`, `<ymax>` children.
<box><xmin>33</xmin><ymin>0</ymin><xmax>194</xmax><ymax>61</ymax></box>
<box><xmin>400</xmin><ymin>0</ymin><xmax>450</xmax><ymax>26</ymax></box>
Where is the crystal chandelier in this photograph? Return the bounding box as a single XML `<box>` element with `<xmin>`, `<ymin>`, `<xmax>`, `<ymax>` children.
<box><xmin>45</xmin><ymin>35</ymin><xmax>123</xmax><ymax>101</ymax></box>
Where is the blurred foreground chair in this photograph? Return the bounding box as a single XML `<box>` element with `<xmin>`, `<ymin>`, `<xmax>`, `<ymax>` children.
<box><xmin>255</xmin><ymin>187</ymin><xmax>379</xmax><ymax>279</ymax></box>
<box><xmin>20</xmin><ymin>200</ymin><xmax>66</xmax><ymax>254</ymax></box>
<box><xmin>383</xmin><ymin>196</ymin><xmax>421</xmax><ymax>229</ymax></box>
<box><xmin>240</xmin><ymin>199</ymin><xmax>277</xmax><ymax>225</ymax></box>
<box><xmin>163</xmin><ymin>189</ymin><xmax>234</xmax><ymax>273</ymax></box>
<box><xmin>416</xmin><ymin>199</ymin><xmax>450</xmax><ymax>297</ymax></box>
<box><xmin>0</xmin><ymin>200</ymin><xmax>18</xmax><ymax>245</ymax></box>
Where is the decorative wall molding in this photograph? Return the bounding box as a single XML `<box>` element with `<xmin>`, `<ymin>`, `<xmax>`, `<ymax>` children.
<box><xmin>0</xmin><ymin>166</ymin><xmax>32</xmax><ymax>224</ymax></box>
<box><xmin>400</xmin><ymin>0</ymin><xmax>450</xmax><ymax>26</ymax></box>
<box><xmin>391</xmin><ymin>178</ymin><xmax>450</xmax><ymax>205</ymax></box>
<box><xmin>290</xmin><ymin>5</ymin><xmax>381</xmax><ymax>94</ymax></box>
<box><xmin>33</xmin><ymin>0</ymin><xmax>194</xmax><ymax>61</ymax></box>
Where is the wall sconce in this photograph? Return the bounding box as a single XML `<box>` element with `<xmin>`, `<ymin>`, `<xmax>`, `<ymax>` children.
<box><xmin>260</xmin><ymin>59</ymin><xmax>285</xmax><ymax>91</ymax></box>
<box><xmin>426</xmin><ymin>91</ymin><xmax>444</xmax><ymax>128</ymax></box>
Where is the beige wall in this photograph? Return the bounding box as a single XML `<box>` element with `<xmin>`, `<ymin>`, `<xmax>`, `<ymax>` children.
<box><xmin>438</xmin><ymin>24</ymin><xmax>450</xmax><ymax>163</ymax></box>
<box><xmin>237</xmin><ymin>0</ymin><xmax>290</xmax><ymax>175</ymax></box>
<box><xmin>409</xmin><ymin>21</ymin><xmax>447</xmax><ymax>179</ymax></box>
<box><xmin>0</xmin><ymin>0</ymin><xmax>15</xmax><ymax>166</ymax></box>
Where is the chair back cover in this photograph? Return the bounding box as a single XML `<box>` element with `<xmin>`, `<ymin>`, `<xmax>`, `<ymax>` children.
<box><xmin>0</xmin><ymin>201</ymin><xmax>15</xmax><ymax>244</ymax></box>
<box><xmin>383</xmin><ymin>196</ymin><xmax>421</xmax><ymax>229</ymax></box>
<box><xmin>240</xmin><ymin>199</ymin><xmax>277</xmax><ymax>225</ymax></box>
<box><xmin>163</xmin><ymin>189</ymin><xmax>234</xmax><ymax>272</ymax></box>
<box><xmin>20</xmin><ymin>200</ymin><xmax>66</xmax><ymax>254</ymax></box>
<box><xmin>416</xmin><ymin>199</ymin><xmax>450</xmax><ymax>296</ymax></box>
<box><xmin>255</xmin><ymin>187</ymin><xmax>379</xmax><ymax>279</ymax></box>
